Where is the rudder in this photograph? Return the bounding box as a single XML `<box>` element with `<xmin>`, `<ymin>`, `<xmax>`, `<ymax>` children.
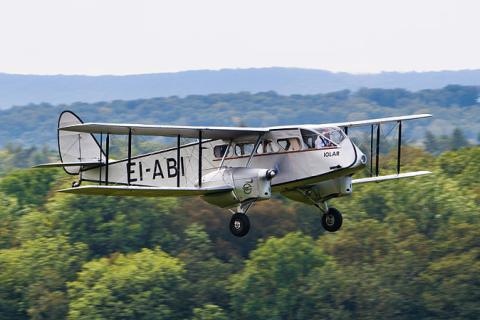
<box><xmin>58</xmin><ymin>111</ymin><xmax>105</xmax><ymax>175</ymax></box>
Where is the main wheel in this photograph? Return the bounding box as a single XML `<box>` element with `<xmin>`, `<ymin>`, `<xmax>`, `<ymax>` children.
<box><xmin>321</xmin><ymin>207</ymin><xmax>343</xmax><ymax>232</ymax></box>
<box><xmin>229</xmin><ymin>213</ymin><xmax>250</xmax><ymax>237</ymax></box>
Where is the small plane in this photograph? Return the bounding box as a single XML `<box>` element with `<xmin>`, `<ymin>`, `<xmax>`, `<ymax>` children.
<box><xmin>36</xmin><ymin>111</ymin><xmax>432</xmax><ymax>237</ymax></box>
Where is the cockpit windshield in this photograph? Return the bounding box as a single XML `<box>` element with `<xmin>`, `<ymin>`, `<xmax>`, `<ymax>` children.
<box><xmin>301</xmin><ymin>128</ymin><xmax>345</xmax><ymax>149</ymax></box>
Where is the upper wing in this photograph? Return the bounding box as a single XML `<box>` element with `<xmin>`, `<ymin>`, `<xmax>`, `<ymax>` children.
<box><xmin>314</xmin><ymin>114</ymin><xmax>432</xmax><ymax>129</ymax></box>
<box><xmin>58</xmin><ymin>114</ymin><xmax>431</xmax><ymax>139</ymax></box>
<box><xmin>269</xmin><ymin>114</ymin><xmax>432</xmax><ymax>130</ymax></box>
<box><xmin>352</xmin><ymin>171</ymin><xmax>431</xmax><ymax>184</ymax></box>
<box><xmin>59</xmin><ymin>123</ymin><xmax>268</xmax><ymax>139</ymax></box>
<box><xmin>58</xmin><ymin>185</ymin><xmax>233</xmax><ymax>197</ymax></box>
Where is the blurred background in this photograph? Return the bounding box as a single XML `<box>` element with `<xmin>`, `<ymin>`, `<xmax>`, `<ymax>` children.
<box><xmin>0</xmin><ymin>1</ymin><xmax>479</xmax><ymax>319</ymax></box>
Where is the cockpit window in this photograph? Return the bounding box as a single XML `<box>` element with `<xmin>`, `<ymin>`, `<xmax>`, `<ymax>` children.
<box><xmin>301</xmin><ymin>128</ymin><xmax>344</xmax><ymax>149</ymax></box>
<box><xmin>319</xmin><ymin>128</ymin><xmax>345</xmax><ymax>145</ymax></box>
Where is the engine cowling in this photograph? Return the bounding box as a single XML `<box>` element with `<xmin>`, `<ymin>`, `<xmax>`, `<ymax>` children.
<box><xmin>201</xmin><ymin>167</ymin><xmax>273</xmax><ymax>208</ymax></box>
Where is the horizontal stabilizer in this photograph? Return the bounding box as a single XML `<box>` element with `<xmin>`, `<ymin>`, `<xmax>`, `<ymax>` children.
<box><xmin>352</xmin><ymin>171</ymin><xmax>431</xmax><ymax>184</ymax></box>
<box><xmin>58</xmin><ymin>185</ymin><xmax>233</xmax><ymax>197</ymax></box>
<box><xmin>34</xmin><ymin>161</ymin><xmax>103</xmax><ymax>168</ymax></box>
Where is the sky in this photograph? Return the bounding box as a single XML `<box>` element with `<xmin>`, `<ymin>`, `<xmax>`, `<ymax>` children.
<box><xmin>0</xmin><ymin>0</ymin><xmax>479</xmax><ymax>75</ymax></box>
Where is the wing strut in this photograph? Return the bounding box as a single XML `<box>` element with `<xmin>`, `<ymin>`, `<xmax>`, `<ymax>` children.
<box><xmin>375</xmin><ymin>124</ymin><xmax>380</xmax><ymax>176</ymax></box>
<box><xmin>177</xmin><ymin>134</ymin><xmax>181</xmax><ymax>187</ymax></box>
<box><xmin>370</xmin><ymin>125</ymin><xmax>374</xmax><ymax>177</ymax></box>
<box><xmin>198</xmin><ymin>130</ymin><xmax>202</xmax><ymax>188</ymax></box>
<box><xmin>99</xmin><ymin>132</ymin><xmax>103</xmax><ymax>185</ymax></box>
<box><xmin>127</xmin><ymin>128</ymin><xmax>132</xmax><ymax>185</ymax></box>
<box><xmin>105</xmin><ymin>133</ymin><xmax>110</xmax><ymax>185</ymax></box>
<box><xmin>397</xmin><ymin>121</ymin><xmax>402</xmax><ymax>174</ymax></box>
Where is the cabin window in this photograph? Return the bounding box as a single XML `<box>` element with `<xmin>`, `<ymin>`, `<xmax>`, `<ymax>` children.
<box><xmin>213</xmin><ymin>144</ymin><xmax>229</xmax><ymax>158</ymax></box>
<box><xmin>301</xmin><ymin>129</ymin><xmax>318</xmax><ymax>149</ymax></box>
<box><xmin>256</xmin><ymin>140</ymin><xmax>279</xmax><ymax>154</ymax></box>
<box><xmin>235</xmin><ymin>143</ymin><xmax>256</xmax><ymax>156</ymax></box>
<box><xmin>277</xmin><ymin>138</ymin><xmax>302</xmax><ymax>151</ymax></box>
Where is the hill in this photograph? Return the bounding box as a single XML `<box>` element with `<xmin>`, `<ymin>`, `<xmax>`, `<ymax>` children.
<box><xmin>2</xmin><ymin>68</ymin><xmax>480</xmax><ymax>109</ymax></box>
<box><xmin>0</xmin><ymin>86</ymin><xmax>479</xmax><ymax>148</ymax></box>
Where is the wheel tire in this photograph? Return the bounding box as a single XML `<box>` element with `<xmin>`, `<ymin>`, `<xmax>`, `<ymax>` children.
<box><xmin>321</xmin><ymin>207</ymin><xmax>343</xmax><ymax>232</ymax></box>
<box><xmin>229</xmin><ymin>213</ymin><xmax>250</xmax><ymax>237</ymax></box>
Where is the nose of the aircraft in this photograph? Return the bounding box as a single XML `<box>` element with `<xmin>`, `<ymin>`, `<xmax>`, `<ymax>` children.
<box><xmin>355</xmin><ymin>146</ymin><xmax>368</xmax><ymax>168</ymax></box>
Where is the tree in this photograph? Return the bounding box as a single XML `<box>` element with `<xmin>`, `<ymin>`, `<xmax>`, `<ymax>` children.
<box><xmin>229</xmin><ymin>232</ymin><xmax>330</xmax><ymax>319</ymax></box>
<box><xmin>424</xmin><ymin>221</ymin><xmax>480</xmax><ymax>320</ymax></box>
<box><xmin>68</xmin><ymin>248</ymin><xmax>190</xmax><ymax>320</ymax></box>
<box><xmin>192</xmin><ymin>304</ymin><xmax>227</xmax><ymax>320</ymax></box>
<box><xmin>0</xmin><ymin>193</ymin><xmax>20</xmax><ymax>248</ymax></box>
<box><xmin>424</xmin><ymin>131</ymin><xmax>439</xmax><ymax>154</ymax></box>
<box><xmin>450</xmin><ymin>128</ymin><xmax>469</xmax><ymax>150</ymax></box>
<box><xmin>177</xmin><ymin>224</ymin><xmax>232</xmax><ymax>309</ymax></box>
<box><xmin>0</xmin><ymin>168</ymin><xmax>60</xmax><ymax>207</ymax></box>
<box><xmin>47</xmin><ymin>194</ymin><xmax>180</xmax><ymax>257</ymax></box>
<box><xmin>0</xmin><ymin>236</ymin><xmax>87</xmax><ymax>320</ymax></box>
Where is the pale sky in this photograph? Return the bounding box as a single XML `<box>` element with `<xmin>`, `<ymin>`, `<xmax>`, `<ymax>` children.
<box><xmin>0</xmin><ymin>0</ymin><xmax>479</xmax><ymax>75</ymax></box>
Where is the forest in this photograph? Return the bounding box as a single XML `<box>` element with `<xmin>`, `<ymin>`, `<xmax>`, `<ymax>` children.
<box><xmin>0</xmin><ymin>139</ymin><xmax>479</xmax><ymax>319</ymax></box>
<box><xmin>1</xmin><ymin>85</ymin><xmax>479</xmax><ymax>148</ymax></box>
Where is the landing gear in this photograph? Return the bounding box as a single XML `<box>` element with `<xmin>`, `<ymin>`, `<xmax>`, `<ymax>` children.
<box><xmin>229</xmin><ymin>213</ymin><xmax>250</xmax><ymax>237</ymax></box>
<box><xmin>229</xmin><ymin>201</ymin><xmax>254</xmax><ymax>237</ymax></box>
<box><xmin>321</xmin><ymin>207</ymin><xmax>343</xmax><ymax>232</ymax></box>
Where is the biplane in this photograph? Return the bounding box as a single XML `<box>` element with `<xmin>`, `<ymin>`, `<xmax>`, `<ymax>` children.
<box><xmin>36</xmin><ymin>111</ymin><xmax>432</xmax><ymax>237</ymax></box>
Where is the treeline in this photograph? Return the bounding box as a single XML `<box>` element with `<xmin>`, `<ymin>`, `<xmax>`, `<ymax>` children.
<box><xmin>0</xmin><ymin>145</ymin><xmax>479</xmax><ymax>319</ymax></box>
<box><xmin>0</xmin><ymin>85</ymin><xmax>479</xmax><ymax>147</ymax></box>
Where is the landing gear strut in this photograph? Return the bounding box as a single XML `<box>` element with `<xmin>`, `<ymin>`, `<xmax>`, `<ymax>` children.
<box><xmin>321</xmin><ymin>207</ymin><xmax>343</xmax><ymax>232</ymax></box>
<box><xmin>229</xmin><ymin>201</ymin><xmax>253</xmax><ymax>237</ymax></box>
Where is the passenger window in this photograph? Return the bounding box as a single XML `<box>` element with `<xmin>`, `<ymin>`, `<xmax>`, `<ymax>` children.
<box><xmin>301</xmin><ymin>129</ymin><xmax>317</xmax><ymax>149</ymax></box>
<box><xmin>256</xmin><ymin>140</ymin><xmax>278</xmax><ymax>154</ymax></box>
<box><xmin>277</xmin><ymin>138</ymin><xmax>302</xmax><ymax>151</ymax></box>
<box><xmin>235</xmin><ymin>144</ymin><xmax>243</xmax><ymax>156</ymax></box>
<box><xmin>235</xmin><ymin>143</ymin><xmax>255</xmax><ymax>156</ymax></box>
<box><xmin>213</xmin><ymin>144</ymin><xmax>229</xmax><ymax>158</ymax></box>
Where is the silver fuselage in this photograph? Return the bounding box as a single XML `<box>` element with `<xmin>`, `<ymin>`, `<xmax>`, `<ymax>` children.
<box><xmin>82</xmin><ymin>127</ymin><xmax>366</xmax><ymax>193</ymax></box>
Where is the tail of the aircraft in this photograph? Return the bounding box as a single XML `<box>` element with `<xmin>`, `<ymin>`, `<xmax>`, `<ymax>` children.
<box><xmin>57</xmin><ymin>111</ymin><xmax>105</xmax><ymax>174</ymax></box>
<box><xmin>34</xmin><ymin>111</ymin><xmax>106</xmax><ymax>173</ymax></box>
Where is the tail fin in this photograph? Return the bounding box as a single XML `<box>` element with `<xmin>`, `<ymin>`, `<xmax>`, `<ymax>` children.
<box><xmin>58</xmin><ymin>111</ymin><xmax>105</xmax><ymax>175</ymax></box>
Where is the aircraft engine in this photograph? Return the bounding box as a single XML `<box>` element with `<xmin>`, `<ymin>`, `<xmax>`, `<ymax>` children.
<box><xmin>201</xmin><ymin>167</ymin><xmax>275</xmax><ymax>208</ymax></box>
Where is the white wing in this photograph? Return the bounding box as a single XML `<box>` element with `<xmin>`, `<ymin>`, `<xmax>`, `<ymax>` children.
<box><xmin>352</xmin><ymin>171</ymin><xmax>432</xmax><ymax>184</ymax></box>
<box><xmin>59</xmin><ymin>123</ymin><xmax>268</xmax><ymax>139</ymax></box>
<box><xmin>58</xmin><ymin>185</ymin><xmax>233</xmax><ymax>197</ymax></box>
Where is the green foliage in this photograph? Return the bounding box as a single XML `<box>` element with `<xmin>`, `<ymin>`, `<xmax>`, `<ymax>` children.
<box><xmin>47</xmin><ymin>194</ymin><xmax>180</xmax><ymax>257</ymax></box>
<box><xmin>0</xmin><ymin>168</ymin><xmax>60</xmax><ymax>207</ymax></box>
<box><xmin>192</xmin><ymin>304</ymin><xmax>228</xmax><ymax>320</ymax></box>
<box><xmin>229</xmin><ymin>232</ymin><xmax>329</xmax><ymax>319</ymax></box>
<box><xmin>177</xmin><ymin>224</ymin><xmax>232</xmax><ymax>308</ymax></box>
<box><xmin>424</xmin><ymin>128</ymin><xmax>470</xmax><ymax>155</ymax></box>
<box><xmin>0</xmin><ymin>193</ymin><xmax>21</xmax><ymax>248</ymax></box>
<box><xmin>0</xmin><ymin>236</ymin><xmax>87</xmax><ymax>320</ymax></box>
<box><xmin>1</xmin><ymin>86</ymin><xmax>479</xmax><ymax>149</ymax></box>
<box><xmin>68</xmin><ymin>248</ymin><xmax>189</xmax><ymax>320</ymax></box>
<box><xmin>0</xmin><ymin>146</ymin><xmax>479</xmax><ymax>319</ymax></box>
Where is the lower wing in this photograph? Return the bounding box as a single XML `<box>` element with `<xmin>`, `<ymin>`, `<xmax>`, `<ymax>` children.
<box><xmin>352</xmin><ymin>171</ymin><xmax>431</xmax><ymax>184</ymax></box>
<box><xmin>58</xmin><ymin>185</ymin><xmax>232</xmax><ymax>197</ymax></box>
